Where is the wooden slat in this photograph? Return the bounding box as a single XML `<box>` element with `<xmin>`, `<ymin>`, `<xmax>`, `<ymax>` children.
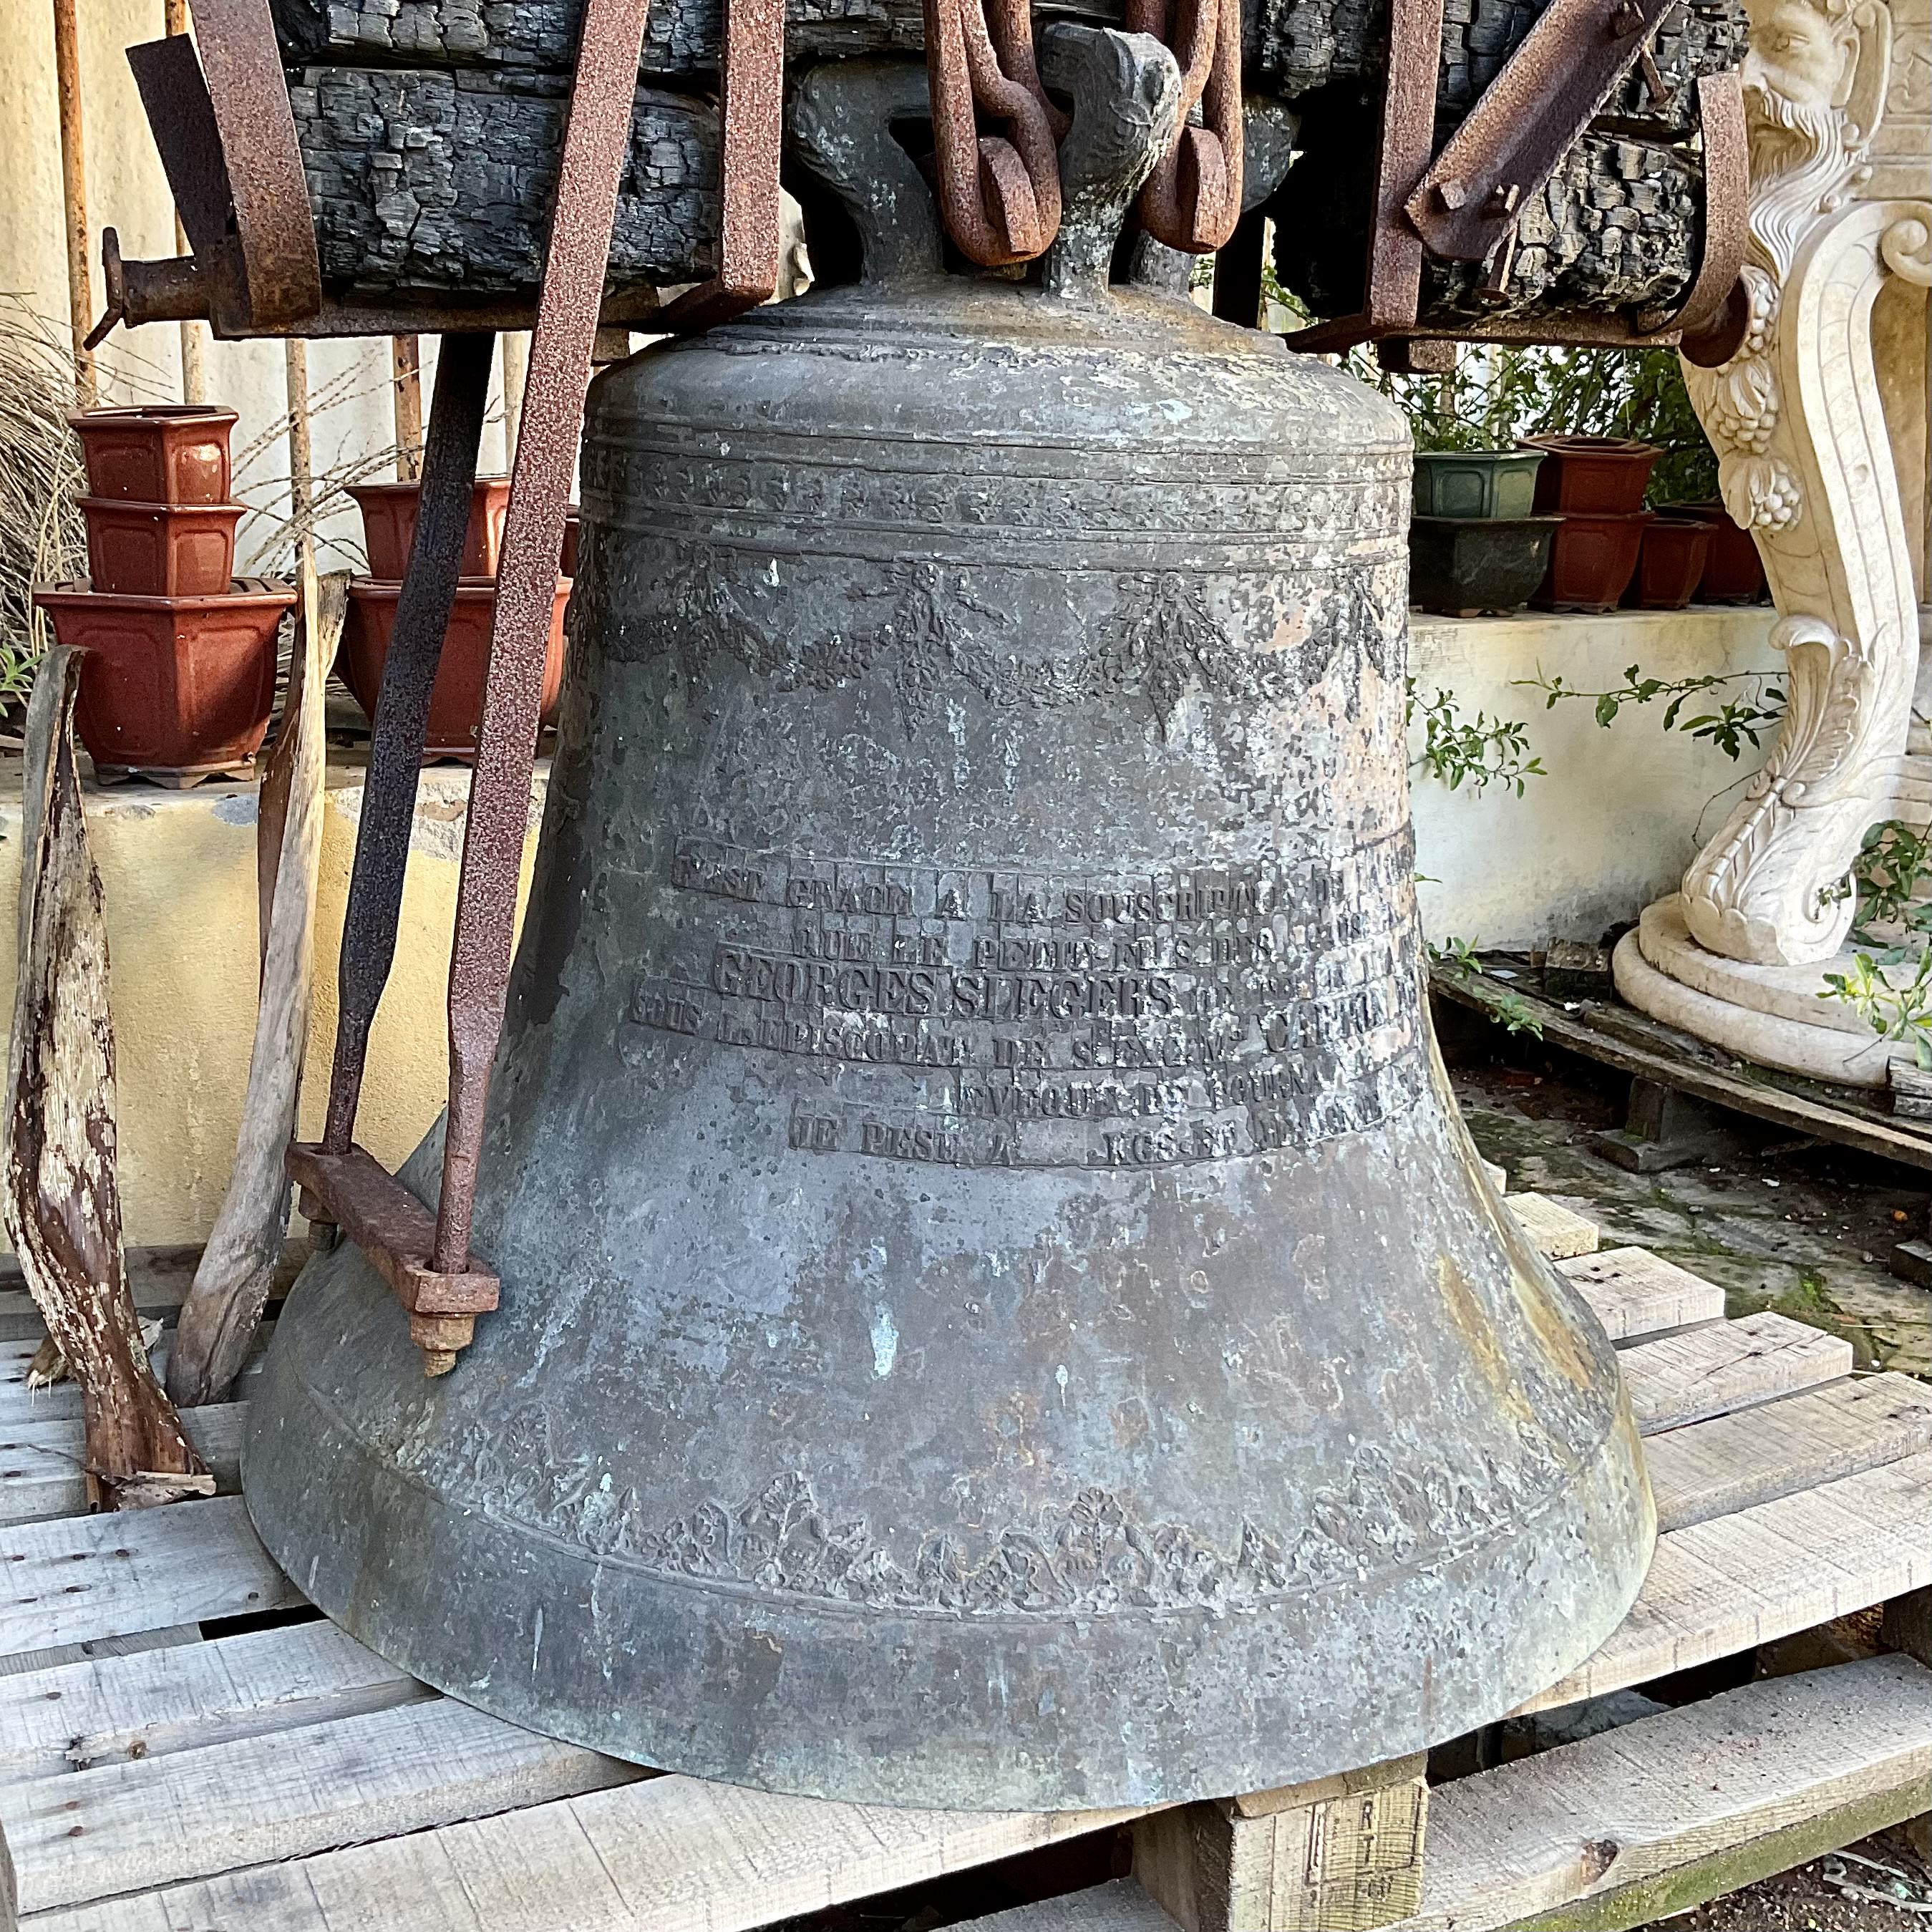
<box><xmin>0</xmin><ymin>1405</ymin><xmax>248</xmax><ymax>1527</ymax></box>
<box><xmin>1391</xmin><ymin>1656</ymin><xmax>1932</xmax><ymax>1932</ymax></box>
<box><xmin>25</xmin><ymin>1765</ymin><xmax>1138</xmax><ymax>1931</ymax></box>
<box><xmin>0</xmin><ymin>1620</ymin><xmax>422</xmax><ymax>1787</ymax></box>
<box><xmin>1622</xmin><ymin>1311</ymin><xmax>1852</xmax><ymax>1435</ymax></box>
<box><xmin>1646</xmin><ymin>1374</ymin><xmax>1932</xmax><ymax>1533</ymax></box>
<box><xmin>1556</xmin><ymin>1248</ymin><xmax>1725</xmax><ymax>1344</ymax></box>
<box><xmin>954</xmin><ymin>1880</ymin><xmax>1180</xmax><ymax>1930</ymax></box>
<box><xmin>1506</xmin><ymin>1195</ymin><xmax>1598</xmax><ymax>1261</ymax></box>
<box><xmin>0</xmin><ymin>1335</ymin><xmax>268</xmax><ymax>1427</ymax></box>
<box><xmin>7</xmin><ymin>1695</ymin><xmax>646</xmax><ymax>1913</ymax></box>
<box><xmin>0</xmin><ymin>1496</ymin><xmax>299</xmax><ymax>1664</ymax></box>
<box><xmin>1513</xmin><ymin>1455</ymin><xmax>1931</xmax><ymax>1717</ymax></box>
<box><xmin>0</xmin><ymin>1629</ymin><xmax>203</xmax><ymax>1687</ymax></box>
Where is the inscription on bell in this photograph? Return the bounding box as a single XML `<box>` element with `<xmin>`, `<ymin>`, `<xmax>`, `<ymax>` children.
<box><xmin>622</xmin><ymin>837</ymin><xmax>1427</xmax><ymax>1165</ymax></box>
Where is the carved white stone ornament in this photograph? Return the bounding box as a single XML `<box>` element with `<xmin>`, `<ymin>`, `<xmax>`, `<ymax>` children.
<box><xmin>1615</xmin><ymin>0</ymin><xmax>1932</xmax><ymax>1084</ymax></box>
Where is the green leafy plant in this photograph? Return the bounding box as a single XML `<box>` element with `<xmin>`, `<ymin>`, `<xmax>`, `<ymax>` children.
<box><xmin>1839</xmin><ymin>820</ymin><xmax>1932</xmax><ymax>943</ymax></box>
<box><xmin>1517</xmin><ymin>664</ymin><xmax>1787</xmax><ymax>761</ymax></box>
<box><xmin>1820</xmin><ymin>948</ymin><xmax>1932</xmax><ymax>1069</ymax></box>
<box><xmin>1424</xmin><ymin>935</ymin><xmax>1545</xmax><ymax>1037</ymax></box>
<box><xmin>1407</xmin><ymin>681</ymin><xmax>1546</xmax><ymax>795</ymax></box>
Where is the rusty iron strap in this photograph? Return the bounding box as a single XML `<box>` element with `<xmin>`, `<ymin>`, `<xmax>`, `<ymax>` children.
<box><xmin>658</xmin><ymin>0</ymin><xmax>787</xmax><ymax>331</ymax></box>
<box><xmin>431</xmin><ymin>0</ymin><xmax>657</xmax><ymax>1281</ymax></box>
<box><xmin>925</xmin><ymin>0</ymin><xmax>1064</xmax><ymax>266</ymax></box>
<box><xmin>1130</xmin><ymin>0</ymin><xmax>1243</xmax><ymax>252</ymax></box>
<box><xmin>319</xmin><ymin>332</ymin><xmax>494</xmax><ymax>1161</ymax></box>
<box><xmin>1670</xmin><ymin>71</ymin><xmax>1754</xmax><ymax>364</ymax></box>
<box><xmin>1404</xmin><ymin>0</ymin><xmax>1685</xmax><ymax>265</ymax></box>
<box><xmin>160</xmin><ymin>0</ymin><xmax>321</xmax><ymax>331</ymax></box>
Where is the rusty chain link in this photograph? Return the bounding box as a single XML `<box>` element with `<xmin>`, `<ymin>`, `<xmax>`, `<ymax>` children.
<box><xmin>924</xmin><ymin>0</ymin><xmax>1067</xmax><ymax>265</ymax></box>
<box><xmin>1128</xmin><ymin>0</ymin><xmax>1243</xmax><ymax>252</ymax></box>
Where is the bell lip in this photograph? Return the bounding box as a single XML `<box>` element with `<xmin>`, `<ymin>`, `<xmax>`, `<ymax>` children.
<box><xmin>243</xmin><ymin>1324</ymin><xmax>1655</xmax><ymax>1812</ymax></box>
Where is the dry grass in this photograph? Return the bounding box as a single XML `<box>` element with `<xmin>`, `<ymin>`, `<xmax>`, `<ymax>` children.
<box><xmin>0</xmin><ymin>304</ymin><xmax>89</xmax><ymax>703</ymax></box>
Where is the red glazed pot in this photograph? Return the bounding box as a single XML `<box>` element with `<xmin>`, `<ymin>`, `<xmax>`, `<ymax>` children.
<box><xmin>346</xmin><ymin>478</ymin><xmax>515</xmax><ymax>580</ymax></box>
<box><xmin>341</xmin><ymin>576</ymin><xmax>571</xmax><ymax>759</ymax></box>
<box><xmin>79</xmin><ymin>496</ymin><xmax>246</xmax><ymax>598</ymax></box>
<box><xmin>31</xmin><ymin>577</ymin><xmax>295</xmax><ymax>779</ymax></box>
<box><xmin>1624</xmin><ymin>514</ymin><xmax>1713</xmax><ymax>610</ymax></box>
<box><xmin>68</xmin><ymin>405</ymin><xmax>237</xmax><ymax>506</ymax></box>
<box><xmin>1533</xmin><ymin>510</ymin><xmax>1654</xmax><ymax>613</ymax></box>
<box><xmin>1679</xmin><ymin>500</ymin><xmax>1767</xmax><ymax>602</ymax></box>
<box><xmin>1521</xmin><ymin>435</ymin><xmax>1661</xmax><ymax>515</ymax></box>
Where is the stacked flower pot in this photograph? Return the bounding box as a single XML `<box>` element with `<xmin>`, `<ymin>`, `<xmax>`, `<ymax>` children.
<box><xmin>34</xmin><ymin>407</ymin><xmax>294</xmax><ymax>786</ymax></box>
<box><xmin>341</xmin><ymin>480</ymin><xmax>573</xmax><ymax>762</ymax></box>
<box><xmin>1407</xmin><ymin>449</ymin><xmax>1560</xmax><ymax>618</ymax></box>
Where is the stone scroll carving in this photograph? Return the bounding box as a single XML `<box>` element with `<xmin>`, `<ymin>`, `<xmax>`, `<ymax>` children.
<box><xmin>1676</xmin><ymin>0</ymin><xmax>1930</xmax><ymax>968</ymax></box>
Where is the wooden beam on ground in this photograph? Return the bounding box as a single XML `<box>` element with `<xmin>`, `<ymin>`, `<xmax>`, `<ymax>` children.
<box><xmin>0</xmin><ymin>1621</ymin><xmax>422</xmax><ymax>1789</ymax></box>
<box><xmin>1621</xmin><ymin>1312</ymin><xmax>1852</xmax><ymax>1435</ymax></box>
<box><xmin>1555</xmin><ymin>1248</ymin><xmax>1725</xmax><ymax>1344</ymax></box>
<box><xmin>17</xmin><ymin>1765</ymin><xmax>1139</xmax><ymax>1931</ymax></box>
<box><xmin>1644</xmin><ymin>1374</ymin><xmax>1932</xmax><ymax>1533</ymax></box>
<box><xmin>0</xmin><ymin>1404</ymin><xmax>248</xmax><ymax>1527</ymax></box>
<box><xmin>1392</xmin><ymin>1657</ymin><xmax>1932</xmax><ymax>1932</ymax></box>
<box><xmin>1506</xmin><ymin>1195</ymin><xmax>1598</xmax><ymax>1260</ymax></box>
<box><xmin>0</xmin><ymin>1496</ymin><xmax>300</xmax><ymax>1663</ymax></box>
<box><xmin>1513</xmin><ymin>1456</ymin><xmax>1931</xmax><ymax>1716</ymax></box>
<box><xmin>4</xmin><ymin>1696</ymin><xmax>645</xmax><ymax>1914</ymax></box>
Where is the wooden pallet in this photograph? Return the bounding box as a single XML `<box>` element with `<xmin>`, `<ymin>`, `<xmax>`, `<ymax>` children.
<box><xmin>0</xmin><ymin>1195</ymin><xmax>1926</xmax><ymax>1932</ymax></box>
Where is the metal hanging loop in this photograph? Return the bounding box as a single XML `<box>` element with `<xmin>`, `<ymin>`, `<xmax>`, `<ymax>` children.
<box><xmin>925</xmin><ymin>0</ymin><xmax>1067</xmax><ymax>266</ymax></box>
<box><xmin>1129</xmin><ymin>0</ymin><xmax>1243</xmax><ymax>252</ymax></box>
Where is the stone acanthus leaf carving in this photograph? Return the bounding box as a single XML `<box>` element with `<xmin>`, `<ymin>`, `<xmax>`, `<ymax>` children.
<box><xmin>1675</xmin><ymin>0</ymin><xmax>1926</xmax><ymax>967</ymax></box>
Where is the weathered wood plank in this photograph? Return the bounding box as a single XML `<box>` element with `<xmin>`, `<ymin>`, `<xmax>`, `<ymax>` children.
<box><xmin>0</xmin><ymin>1496</ymin><xmax>299</xmax><ymax>1666</ymax></box>
<box><xmin>0</xmin><ymin>1406</ymin><xmax>248</xmax><ymax>1528</ymax></box>
<box><xmin>0</xmin><ymin>1630</ymin><xmax>202</xmax><ymax>1689</ymax></box>
<box><xmin>1644</xmin><ymin>1374</ymin><xmax>1932</xmax><ymax>1534</ymax></box>
<box><xmin>953</xmin><ymin>1880</ymin><xmax>1182</xmax><ymax>1929</ymax></box>
<box><xmin>1556</xmin><ymin>1248</ymin><xmax>1725</xmax><ymax>1346</ymax></box>
<box><xmin>6</xmin><ymin>1696</ymin><xmax>644</xmax><ymax>1913</ymax></box>
<box><xmin>1621</xmin><ymin>1312</ymin><xmax>1852</xmax><ymax>1435</ymax></box>
<box><xmin>0</xmin><ymin>1620</ymin><xmax>422</xmax><ymax>1789</ymax></box>
<box><xmin>1506</xmin><ymin>1195</ymin><xmax>1598</xmax><ymax>1261</ymax></box>
<box><xmin>0</xmin><ymin>1335</ymin><xmax>268</xmax><ymax>1429</ymax></box>
<box><xmin>291</xmin><ymin>67</ymin><xmax>717</xmax><ymax>296</ymax></box>
<box><xmin>1389</xmin><ymin>1657</ymin><xmax>1932</xmax><ymax>1932</ymax></box>
<box><xmin>0</xmin><ymin>1246</ymin><xmax>300</xmax><ymax>1329</ymax></box>
<box><xmin>1513</xmin><ymin>1456</ymin><xmax>1932</xmax><ymax>1717</ymax></box>
<box><xmin>24</xmin><ymin>1767</ymin><xmax>1137</xmax><ymax>1931</ymax></box>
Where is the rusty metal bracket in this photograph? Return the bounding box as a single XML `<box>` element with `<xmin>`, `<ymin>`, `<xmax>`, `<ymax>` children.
<box><xmin>1128</xmin><ymin>0</ymin><xmax>1244</xmax><ymax>252</ymax></box>
<box><xmin>659</xmin><ymin>0</ymin><xmax>787</xmax><ymax>330</ymax></box>
<box><xmin>1406</xmin><ymin>0</ymin><xmax>1683</xmax><ymax>266</ymax></box>
<box><xmin>925</xmin><ymin>0</ymin><xmax>1065</xmax><ymax>265</ymax></box>
<box><xmin>1283</xmin><ymin>0</ymin><xmax>1750</xmax><ymax>357</ymax></box>
<box><xmin>125</xmin><ymin>0</ymin><xmax>321</xmax><ymax>336</ymax></box>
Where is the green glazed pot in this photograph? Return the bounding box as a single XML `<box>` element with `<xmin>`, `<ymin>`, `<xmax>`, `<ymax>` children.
<box><xmin>1412</xmin><ymin>450</ymin><xmax>1548</xmax><ymax>520</ymax></box>
<box><xmin>1409</xmin><ymin>514</ymin><xmax>1562</xmax><ymax>617</ymax></box>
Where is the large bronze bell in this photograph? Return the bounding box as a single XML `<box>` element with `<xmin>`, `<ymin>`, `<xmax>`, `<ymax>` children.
<box><xmin>245</xmin><ymin>42</ymin><xmax>1653</xmax><ymax>1810</ymax></box>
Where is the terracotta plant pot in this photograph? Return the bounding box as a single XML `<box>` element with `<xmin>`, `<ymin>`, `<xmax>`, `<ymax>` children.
<box><xmin>1409</xmin><ymin>515</ymin><xmax>1560</xmax><ymax>616</ymax></box>
<box><xmin>1624</xmin><ymin>514</ymin><xmax>1714</xmax><ymax>611</ymax></box>
<box><xmin>68</xmin><ymin>405</ymin><xmax>237</xmax><ymax>506</ymax></box>
<box><xmin>346</xmin><ymin>477</ymin><xmax>515</xmax><ymax>580</ymax></box>
<box><xmin>31</xmin><ymin>576</ymin><xmax>295</xmax><ymax>780</ymax></box>
<box><xmin>79</xmin><ymin>496</ymin><xmax>246</xmax><ymax>598</ymax></box>
<box><xmin>1679</xmin><ymin>500</ymin><xmax>1767</xmax><ymax>603</ymax></box>
<box><xmin>1521</xmin><ymin>435</ymin><xmax>1661</xmax><ymax>515</ymax></box>
<box><xmin>1533</xmin><ymin>510</ymin><xmax>1654</xmax><ymax>613</ymax></box>
<box><xmin>1412</xmin><ymin>450</ymin><xmax>1546</xmax><ymax>520</ymax></box>
<box><xmin>341</xmin><ymin>576</ymin><xmax>571</xmax><ymax>759</ymax></box>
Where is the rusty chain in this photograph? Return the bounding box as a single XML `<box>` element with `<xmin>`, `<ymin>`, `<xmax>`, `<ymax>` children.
<box><xmin>1128</xmin><ymin>0</ymin><xmax>1243</xmax><ymax>253</ymax></box>
<box><xmin>924</xmin><ymin>0</ymin><xmax>1067</xmax><ymax>265</ymax></box>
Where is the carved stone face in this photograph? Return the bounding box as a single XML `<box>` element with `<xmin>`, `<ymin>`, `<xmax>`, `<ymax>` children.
<box><xmin>1743</xmin><ymin>0</ymin><xmax>1859</xmax><ymax>115</ymax></box>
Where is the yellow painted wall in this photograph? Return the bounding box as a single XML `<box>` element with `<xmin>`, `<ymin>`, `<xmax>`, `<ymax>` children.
<box><xmin>0</xmin><ymin>764</ymin><xmax>542</xmax><ymax>1246</ymax></box>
